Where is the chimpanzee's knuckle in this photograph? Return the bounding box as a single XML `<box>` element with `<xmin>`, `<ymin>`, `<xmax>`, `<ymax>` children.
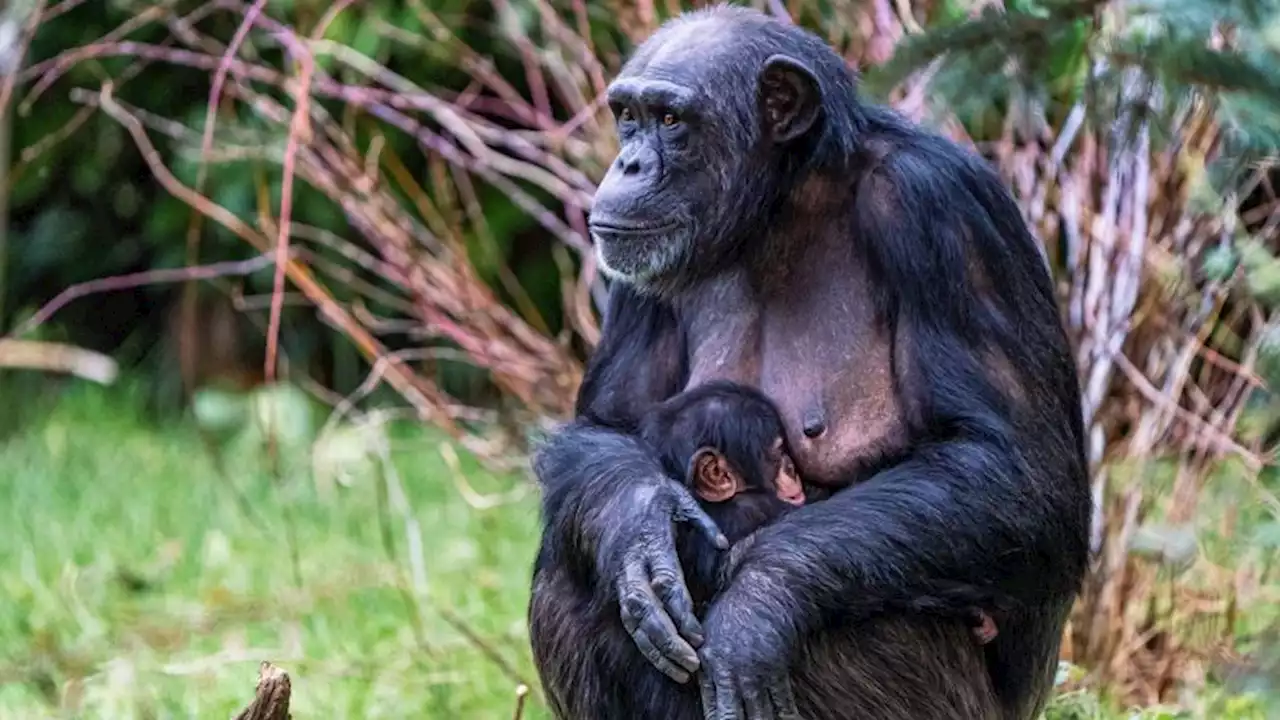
<box><xmin>636</xmin><ymin>640</ymin><xmax>662</xmax><ymax>664</ymax></box>
<box><xmin>636</xmin><ymin>634</ymin><xmax>691</xmax><ymax>682</ymax></box>
<box><xmin>623</xmin><ymin>597</ymin><xmax>649</xmax><ymax>622</ymax></box>
<box><xmin>620</xmin><ymin>613</ymin><xmax>640</xmax><ymax>636</ymax></box>
<box><xmin>649</xmin><ymin>625</ymin><xmax>682</xmax><ymax>654</ymax></box>
<box><xmin>640</xmin><ymin>644</ymin><xmax>669</xmax><ymax>671</ymax></box>
<box><xmin>619</xmin><ymin>596</ymin><xmax>640</xmax><ymax>621</ymax></box>
<box><xmin>621</xmin><ymin>588</ymin><xmax>650</xmax><ymax>618</ymax></box>
<box><xmin>665</xmin><ymin>666</ymin><xmax>692</xmax><ymax>684</ymax></box>
<box><xmin>650</xmin><ymin>567</ymin><xmax>679</xmax><ymax>594</ymax></box>
<box><xmin>669</xmin><ymin>602</ymin><xmax>702</xmax><ymax>642</ymax></box>
<box><xmin>635</xmin><ymin>605</ymin><xmax>660</xmax><ymax>629</ymax></box>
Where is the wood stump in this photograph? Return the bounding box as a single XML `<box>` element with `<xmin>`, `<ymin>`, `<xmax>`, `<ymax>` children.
<box><xmin>232</xmin><ymin>662</ymin><xmax>291</xmax><ymax>720</ymax></box>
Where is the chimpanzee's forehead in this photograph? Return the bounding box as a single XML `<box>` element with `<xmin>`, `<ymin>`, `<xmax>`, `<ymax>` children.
<box><xmin>606</xmin><ymin>76</ymin><xmax>699</xmax><ymax>114</ymax></box>
<box><xmin>613</xmin><ymin>20</ymin><xmax>758</xmax><ymax>98</ymax></box>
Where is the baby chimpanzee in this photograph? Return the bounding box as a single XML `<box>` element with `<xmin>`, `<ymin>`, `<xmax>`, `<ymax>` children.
<box><xmin>638</xmin><ymin>380</ymin><xmax>999</xmax><ymax>644</ymax></box>
<box><xmin>639</xmin><ymin>381</ymin><xmax>816</xmax><ymax>614</ymax></box>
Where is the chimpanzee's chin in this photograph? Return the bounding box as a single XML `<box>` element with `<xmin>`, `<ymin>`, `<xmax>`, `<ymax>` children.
<box><xmin>592</xmin><ymin>232</ymin><xmax>684</xmax><ymax>291</ymax></box>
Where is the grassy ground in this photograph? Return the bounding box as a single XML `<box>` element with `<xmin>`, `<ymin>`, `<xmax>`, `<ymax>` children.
<box><xmin>0</xmin><ymin>380</ymin><xmax>549</xmax><ymax>719</ymax></box>
<box><xmin>0</xmin><ymin>380</ymin><xmax>1273</xmax><ymax>718</ymax></box>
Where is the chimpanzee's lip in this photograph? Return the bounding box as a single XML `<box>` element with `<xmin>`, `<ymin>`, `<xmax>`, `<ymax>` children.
<box><xmin>589</xmin><ymin>217</ymin><xmax>679</xmax><ymax>235</ymax></box>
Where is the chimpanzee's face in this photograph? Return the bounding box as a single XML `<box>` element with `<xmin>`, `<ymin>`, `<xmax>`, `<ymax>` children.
<box><xmin>589</xmin><ymin>71</ymin><xmax>733</xmax><ymax>289</ymax></box>
<box><xmin>588</xmin><ymin>24</ymin><xmax>821</xmax><ymax>296</ymax></box>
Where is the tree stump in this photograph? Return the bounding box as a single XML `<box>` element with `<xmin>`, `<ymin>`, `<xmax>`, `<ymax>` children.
<box><xmin>232</xmin><ymin>662</ymin><xmax>291</xmax><ymax>720</ymax></box>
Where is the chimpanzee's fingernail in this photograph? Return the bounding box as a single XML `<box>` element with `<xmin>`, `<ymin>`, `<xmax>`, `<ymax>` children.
<box><xmin>714</xmin><ymin>533</ymin><xmax>729</xmax><ymax>549</ymax></box>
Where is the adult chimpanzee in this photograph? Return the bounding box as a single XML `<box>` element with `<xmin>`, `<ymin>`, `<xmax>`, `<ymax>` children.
<box><xmin>528</xmin><ymin>5</ymin><xmax>1090</xmax><ymax>720</ymax></box>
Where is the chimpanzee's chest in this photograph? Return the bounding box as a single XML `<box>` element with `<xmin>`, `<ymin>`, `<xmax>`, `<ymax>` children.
<box><xmin>679</xmin><ymin>274</ymin><xmax>906</xmax><ymax>488</ymax></box>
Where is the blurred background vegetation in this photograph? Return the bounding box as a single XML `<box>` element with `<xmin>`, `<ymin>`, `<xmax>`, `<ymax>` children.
<box><xmin>0</xmin><ymin>0</ymin><xmax>1278</xmax><ymax>717</ymax></box>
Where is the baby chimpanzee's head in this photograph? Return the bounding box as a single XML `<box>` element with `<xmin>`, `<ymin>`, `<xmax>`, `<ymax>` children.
<box><xmin>687</xmin><ymin>432</ymin><xmax>803</xmax><ymax>506</ymax></box>
<box><xmin>639</xmin><ymin>381</ymin><xmax>805</xmax><ymax>512</ymax></box>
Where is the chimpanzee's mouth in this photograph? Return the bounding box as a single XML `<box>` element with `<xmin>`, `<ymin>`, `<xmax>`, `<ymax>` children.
<box><xmin>588</xmin><ymin>217</ymin><xmax>679</xmax><ymax>236</ymax></box>
<box><xmin>781</xmin><ymin>492</ymin><xmax>805</xmax><ymax>506</ymax></box>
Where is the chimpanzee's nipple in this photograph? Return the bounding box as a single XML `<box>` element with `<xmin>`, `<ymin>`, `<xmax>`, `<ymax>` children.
<box><xmin>802</xmin><ymin>409</ymin><xmax>826</xmax><ymax>438</ymax></box>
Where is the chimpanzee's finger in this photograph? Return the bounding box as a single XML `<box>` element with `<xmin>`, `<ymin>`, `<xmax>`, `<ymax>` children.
<box><xmin>699</xmin><ymin>661</ymin><xmax>718</xmax><ymax>720</ymax></box>
<box><xmin>648</xmin><ymin>550</ymin><xmax>704</xmax><ymax>647</ymax></box>
<box><xmin>671</xmin><ymin>488</ymin><xmax>729</xmax><ymax>549</ymax></box>
<box><xmin>768</xmin><ymin>677</ymin><xmax>802</xmax><ymax>720</ymax></box>
<box><xmin>619</xmin><ymin>561</ymin><xmax>697</xmax><ymax>681</ymax></box>
<box><xmin>712</xmin><ymin>668</ymin><xmax>745</xmax><ymax>720</ymax></box>
<box><xmin>740</xmin><ymin>681</ymin><xmax>774</xmax><ymax>720</ymax></box>
<box><xmin>628</xmin><ymin>622</ymin><xmax>691</xmax><ymax>683</ymax></box>
<box><xmin>635</xmin><ymin>592</ymin><xmax>700</xmax><ymax>674</ymax></box>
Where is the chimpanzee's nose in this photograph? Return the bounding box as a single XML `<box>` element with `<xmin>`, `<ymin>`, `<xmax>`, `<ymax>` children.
<box><xmin>615</xmin><ymin>146</ymin><xmax>659</xmax><ymax>177</ymax></box>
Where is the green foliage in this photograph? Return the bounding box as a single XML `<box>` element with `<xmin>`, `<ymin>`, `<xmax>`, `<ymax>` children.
<box><xmin>864</xmin><ymin>0</ymin><xmax>1280</xmax><ymax>161</ymax></box>
<box><xmin>1040</xmin><ymin>663</ymin><xmax>1276</xmax><ymax>719</ymax></box>
<box><xmin>1127</xmin><ymin>522</ymin><xmax>1199</xmax><ymax>573</ymax></box>
<box><xmin>863</xmin><ymin>2</ymin><xmax>1095</xmax><ymax>134</ymax></box>
<box><xmin>1201</xmin><ymin>244</ymin><xmax>1240</xmax><ymax>283</ymax></box>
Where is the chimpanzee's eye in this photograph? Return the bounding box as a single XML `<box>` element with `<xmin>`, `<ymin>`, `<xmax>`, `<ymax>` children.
<box><xmin>619</xmin><ymin>107</ymin><xmax>634</xmax><ymax>122</ymax></box>
<box><xmin>662</xmin><ymin>112</ymin><xmax>679</xmax><ymax>127</ymax></box>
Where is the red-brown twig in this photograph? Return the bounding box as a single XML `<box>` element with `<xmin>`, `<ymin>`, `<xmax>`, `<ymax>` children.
<box><xmin>201</xmin><ymin>0</ymin><xmax>267</xmax><ymax>179</ymax></box>
<box><xmin>44</xmin><ymin>0</ymin><xmax>88</xmax><ymax>22</ymax></box>
<box><xmin>95</xmin><ymin>81</ymin><xmax>459</xmax><ymax>431</ymax></box>
<box><xmin>6</xmin><ymin>255</ymin><xmax>278</xmax><ymax>340</ymax></box>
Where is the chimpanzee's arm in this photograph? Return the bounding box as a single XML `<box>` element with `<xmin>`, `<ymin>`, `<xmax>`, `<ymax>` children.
<box><xmin>712</xmin><ymin>439</ymin><xmax>1061</xmax><ymax>641</ymax></box>
<box><xmin>694</xmin><ymin>139</ymin><xmax>1091</xmax><ymax>720</ymax></box>
<box><xmin>530</xmin><ymin>283</ymin><xmax>727</xmax><ymax>685</ymax></box>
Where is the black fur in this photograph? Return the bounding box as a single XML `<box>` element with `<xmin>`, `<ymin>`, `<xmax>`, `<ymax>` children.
<box><xmin>528</xmin><ymin>6</ymin><xmax>1090</xmax><ymax>720</ymax></box>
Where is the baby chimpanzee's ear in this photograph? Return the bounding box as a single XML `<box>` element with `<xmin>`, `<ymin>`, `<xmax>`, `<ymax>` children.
<box><xmin>688</xmin><ymin>447</ymin><xmax>739</xmax><ymax>502</ymax></box>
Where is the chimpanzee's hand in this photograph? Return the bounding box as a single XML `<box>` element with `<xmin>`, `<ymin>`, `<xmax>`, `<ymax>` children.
<box><xmin>615</xmin><ymin>479</ymin><xmax>728</xmax><ymax>684</ymax></box>
<box><xmin>696</xmin><ymin>590</ymin><xmax>802</xmax><ymax>720</ymax></box>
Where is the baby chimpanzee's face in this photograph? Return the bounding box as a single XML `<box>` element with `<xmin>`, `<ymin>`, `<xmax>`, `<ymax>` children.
<box><xmin>689</xmin><ymin>436</ymin><xmax>805</xmax><ymax>507</ymax></box>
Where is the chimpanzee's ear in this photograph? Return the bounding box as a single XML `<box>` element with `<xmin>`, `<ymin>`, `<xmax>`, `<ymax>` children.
<box><xmin>758</xmin><ymin>54</ymin><xmax>821</xmax><ymax>144</ymax></box>
<box><xmin>689</xmin><ymin>447</ymin><xmax>737</xmax><ymax>503</ymax></box>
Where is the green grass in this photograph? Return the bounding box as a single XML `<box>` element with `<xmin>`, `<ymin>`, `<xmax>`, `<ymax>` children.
<box><xmin>0</xmin><ymin>380</ymin><xmax>550</xmax><ymax>719</ymax></box>
<box><xmin>0</xmin><ymin>379</ymin><xmax>1274</xmax><ymax>719</ymax></box>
